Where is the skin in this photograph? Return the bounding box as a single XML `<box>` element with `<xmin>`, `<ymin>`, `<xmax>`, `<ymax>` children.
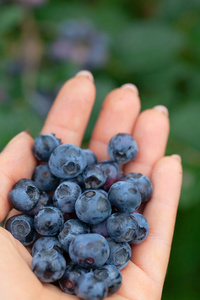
<box><xmin>0</xmin><ymin>71</ymin><xmax>182</xmax><ymax>300</ymax></box>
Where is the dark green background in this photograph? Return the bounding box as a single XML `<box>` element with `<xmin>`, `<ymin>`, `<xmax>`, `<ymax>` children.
<box><xmin>0</xmin><ymin>0</ymin><xmax>199</xmax><ymax>299</ymax></box>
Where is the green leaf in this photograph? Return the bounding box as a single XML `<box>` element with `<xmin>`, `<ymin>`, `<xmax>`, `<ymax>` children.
<box><xmin>0</xmin><ymin>106</ymin><xmax>43</xmax><ymax>151</ymax></box>
<box><xmin>0</xmin><ymin>5</ymin><xmax>25</xmax><ymax>34</ymax></box>
<box><xmin>170</xmin><ymin>100</ymin><xmax>200</xmax><ymax>150</ymax></box>
<box><xmin>180</xmin><ymin>166</ymin><xmax>200</xmax><ymax>208</ymax></box>
<box><xmin>160</xmin><ymin>0</ymin><xmax>200</xmax><ymax>20</ymax></box>
<box><xmin>114</xmin><ymin>21</ymin><xmax>186</xmax><ymax>73</ymax></box>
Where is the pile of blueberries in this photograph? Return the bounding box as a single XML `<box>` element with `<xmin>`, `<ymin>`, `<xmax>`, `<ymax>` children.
<box><xmin>5</xmin><ymin>132</ymin><xmax>152</xmax><ymax>300</ymax></box>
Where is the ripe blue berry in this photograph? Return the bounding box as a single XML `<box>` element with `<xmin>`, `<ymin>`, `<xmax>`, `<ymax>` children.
<box><xmin>58</xmin><ymin>219</ymin><xmax>90</xmax><ymax>252</ymax></box>
<box><xmin>59</xmin><ymin>263</ymin><xmax>88</xmax><ymax>295</ymax></box>
<box><xmin>75</xmin><ymin>190</ymin><xmax>111</xmax><ymax>225</ymax></box>
<box><xmin>33</xmin><ymin>133</ymin><xmax>61</xmax><ymax>162</ymax></box>
<box><xmin>106</xmin><ymin>237</ymin><xmax>131</xmax><ymax>270</ymax></box>
<box><xmin>130</xmin><ymin>212</ymin><xmax>149</xmax><ymax>244</ymax></box>
<box><xmin>5</xmin><ymin>214</ymin><xmax>36</xmax><ymax>246</ymax></box>
<box><xmin>34</xmin><ymin>206</ymin><xmax>64</xmax><ymax>236</ymax></box>
<box><xmin>82</xmin><ymin>149</ymin><xmax>98</xmax><ymax>166</ymax></box>
<box><xmin>121</xmin><ymin>172</ymin><xmax>153</xmax><ymax>203</ymax></box>
<box><xmin>69</xmin><ymin>233</ymin><xmax>110</xmax><ymax>269</ymax></box>
<box><xmin>75</xmin><ymin>272</ymin><xmax>107</xmax><ymax>300</ymax></box>
<box><xmin>108</xmin><ymin>133</ymin><xmax>138</xmax><ymax>164</ymax></box>
<box><xmin>94</xmin><ymin>265</ymin><xmax>122</xmax><ymax>296</ymax></box>
<box><xmin>31</xmin><ymin>249</ymin><xmax>66</xmax><ymax>283</ymax></box>
<box><xmin>48</xmin><ymin>144</ymin><xmax>87</xmax><ymax>179</ymax></box>
<box><xmin>106</xmin><ymin>213</ymin><xmax>139</xmax><ymax>243</ymax></box>
<box><xmin>53</xmin><ymin>181</ymin><xmax>81</xmax><ymax>213</ymax></box>
<box><xmin>108</xmin><ymin>181</ymin><xmax>141</xmax><ymax>213</ymax></box>
<box><xmin>8</xmin><ymin>178</ymin><xmax>40</xmax><ymax>212</ymax></box>
<box><xmin>83</xmin><ymin>165</ymin><xmax>106</xmax><ymax>189</ymax></box>
<box><xmin>32</xmin><ymin>164</ymin><xmax>60</xmax><ymax>192</ymax></box>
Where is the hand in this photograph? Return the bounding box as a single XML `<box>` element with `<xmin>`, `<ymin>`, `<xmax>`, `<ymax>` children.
<box><xmin>0</xmin><ymin>71</ymin><xmax>182</xmax><ymax>300</ymax></box>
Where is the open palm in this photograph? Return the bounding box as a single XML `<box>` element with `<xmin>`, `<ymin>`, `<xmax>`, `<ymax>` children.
<box><xmin>0</xmin><ymin>71</ymin><xmax>182</xmax><ymax>300</ymax></box>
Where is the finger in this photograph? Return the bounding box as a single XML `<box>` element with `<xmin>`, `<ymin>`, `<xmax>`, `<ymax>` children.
<box><xmin>0</xmin><ymin>227</ymin><xmax>42</xmax><ymax>300</ymax></box>
<box><xmin>125</xmin><ymin>105</ymin><xmax>169</xmax><ymax>176</ymax></box>
<box><xmin>41</xmin><ymin>70</ymin><xmax>96</xmax><ymax>145</ymax></box>
<box><xmin>132</xmin><ymin>155</ymin><xmax>182</xmax><ymax>289</ymax></box>
<box><xmin>42</xmin><ymin>284</ymin><xmax>77</xmax><ymax>300</ymax></box>
<box><xmin>118</xmin><ymin>261</ymin><xmax>160</xmax><ymax>300</ymax></box>
<box><xmin>89</xmin><ymin>84</ymin><xmax>141</xmax><ymax>161</ymax></box>
<box><xmin>0</xmin><ymin>226</ymin><xmax>32</xmax><ymax>265</ymax></box>
<box><xmin>0</xmin><ymin>131</ymin><xmax>36</xmax><ymax>222</ymax></box>
<box><xmin>43</xmin><ymin>281</ymin><xmax>126</xmax><ymax>300</ymax></box>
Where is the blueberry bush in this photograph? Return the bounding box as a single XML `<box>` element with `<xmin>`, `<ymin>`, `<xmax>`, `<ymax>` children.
<box><xmin>0</xmin><ymin>0</ymin><xmax>199</xmax><ymax>299</ymax></box>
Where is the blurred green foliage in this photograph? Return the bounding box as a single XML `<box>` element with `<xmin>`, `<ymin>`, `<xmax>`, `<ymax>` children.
<box><xmin>0</xmin><ymin>0</ymin><xmax>199</xmax><ymax>299</ymax></box>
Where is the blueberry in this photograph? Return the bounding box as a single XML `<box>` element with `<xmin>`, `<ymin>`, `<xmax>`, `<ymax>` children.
<box><xmin>53</xmin><ymin>181</ymin><xmax>81</xmax><ymax>213</ymax></box>
<box><xmin>75</xmin><ymin>190</ymin><xmax>111</xmax><ymax>225</ymax></box>
<box><xmin>75</xmin><ymin>272</ymin><xmax>107</xmax><ymax>300</ymax></box>
<box><xmin>59</xmin><ymin>263</ymin><xmax>87</xmax><ymax>295</ymax></box>
<box><xmin>91</xmin><ymin>220</ymin><xmax>110</xmax><ymax>238</ymax></box>
<box><xmin>108</xmin><ymin>181</ymin><xmax>141</xmax><ymax>213</ymax></box>
<box><xmin>129</xmin><ymin>213</ymin><xmax>149</xmax><ymax>244</ymax></box>
<box><xmin>5</xmin><ymin>214</ymin><xmax>36</xmax><ymax>246</ymax></box>
<box><xmin>83</xmin><ymin>165</ymin><xmax>106</xmax><ymax>189</ymax></box>
<box><xmin>106</xmin><ymin>213</ymin><xmax>139</xmax><ymax>243</ymax></box>
<box><xmin>108</xmin><ymin>133</ymin><xmax>138</xmax><ymax>164</ymax></box>
<box><xmin>82</xmin><ymin>149</ymin><xmax>98</xmax><ymax>166</ymax></box>
<box><xmin>98</xmin><ymin>160</ymin><xmax>122</xmax><ymax>191</ymax></box>
<box><xmin>121</xmin><ymin>172</ymin><xmax>153</xmax><ymax>203</ymax></box>
<box><xmin>33</xmin><ymin>133</ymin><xmax>61</xmax><ymax>162</ymax></box>
<box><xmin>8</xmin><ymin>178</ymin><xmax>40</xmax><ymax>212</ymax></box>
<box><xmin>69</xmin><ymin>233</ymin><xmax>110</xmax><ymax>269</ymax></box>
<box><xmin>32</xmin><ymin>164</ymin><xmax>60</xmax><ymax>192</ymax></box>
<box><xmin>48</xmin><ymin>144</ymin><xmax>87</xmax><ymax>179</ymax></box>
<box><xmin>31</xmin><ymin>249</ymin><xmax>66</xmax><ymax>283</ymax></box>
<box><xmin>26</xmin><ymin>191</ymin><xmax>52</xmax><ymax>216</ymax></box>
<box><xmin>58</xmin><ymin>219</ymin><xmax>90</xmax><ymax>252</ymax></box>
<box><xmin>106</xmin><ymin>237</ymin><xmax>131</xmax><ymax>270</ymax></box>
<box><xmin>32</xmin><ymin>236</ymin><xmax>63</xmax><ymax>256</ymax></box>
<box><xmin>34</xmin><ymin>206</ymin><xmax>64</xmax><ymax>236</ymax></box>
<box><xmin>94</xmin><ymin>265</ymin><xmax>122</xmax><ymax>296</ymax></box>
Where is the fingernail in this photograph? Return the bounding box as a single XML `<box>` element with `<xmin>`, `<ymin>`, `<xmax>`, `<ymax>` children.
<box><xmin>75</xmin><ymin>70</ymin><xmax>94</xmax><ymax>82</ymax></box>
<box><xmin>171</xmin><ymin>154</ymin><xmax>182</xmax><ymax>163</ymax></box>
<box><xmin>9</xmin><ymin>130</ymin><xmax>32</xmax><ymax>145</ymax></box>
<box><xmin>25</xmin><ymin>129</ymin><xmax>32</xmax><ymax>137</ymax></box>
<box><xmin>121</xmin><ymin>83</ymin><xmax>139</xmax><ymax>95</ymax></box>
<box><xmin>153</xmin><ymin>105</ymin><xmax>169</xmax><ymax>117</ymax></box>
<box><xmin>18</xmin><ymin>130</ymin><xmax>31</xmax><ymax>138</ymax></box>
